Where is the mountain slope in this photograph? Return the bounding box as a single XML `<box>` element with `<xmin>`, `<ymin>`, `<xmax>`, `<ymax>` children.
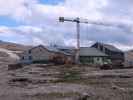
<box><xmin>0</xmin><ymin>40</ymin><xmax>32</xmax><ymax>51</ymax></box>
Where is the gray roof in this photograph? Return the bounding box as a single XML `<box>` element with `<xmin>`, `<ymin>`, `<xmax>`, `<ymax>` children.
<box><xmin>56</xmin><ymin>46</ymin><xmax>75</xmax><ymax>50</ymax></box>
<box><xmin>96</xmin><ymin>42</ymin><xmax>122</xmax><ymax>52</ymax></box>
<box><xmin>29</xmin><ymin>45</ymin><xmax>72</xmax><ymax>56</ymax></box>
<box><xmin>46</xmin><ymin>46</ymin><xmax>60</xmax><ymax>52</ymax></box>
<box><xmin>80</xmin><ymin>47</ymin><xmax>108</xmax><ymax>57</ymax></box>
<box><xmin>46</xmin><ymin>46</ymin><xmax>72</xmax><ymax>56</ymax></box>
<box><xmin>102</xmin><ymin>44</ymin><xmax>122</xmax><ymax>52</ymax></box>
<box><xmin>54</xmin><ymin>46</ymin><xmax>75</xmax><ymax>55</ymax></box>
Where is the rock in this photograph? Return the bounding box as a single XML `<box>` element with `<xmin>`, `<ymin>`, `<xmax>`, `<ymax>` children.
<box><xmin>100</xmin><ymin>64</ymin><xmax>112</xmax><ymax>70</ymax></box>
<box><xmin>11</xmin><ymin>78</ymin><xmax>30</xmax><ymax>83</ymax></box>
<box><xmin>78</xmin><ymin>93</ymin><xmax>90</xmax><ymax>100</ymax></box>
<box><xmin>8</xmin><ymin>63</ymin><xmax>23</xmax><ymax>70</ymax></box>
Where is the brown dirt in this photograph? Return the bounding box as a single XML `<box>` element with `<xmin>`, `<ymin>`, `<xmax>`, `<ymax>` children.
<box><xmin>0</xmin><ymin>61</ymin><xmax>133</xmax><ymax>100</ymax></box>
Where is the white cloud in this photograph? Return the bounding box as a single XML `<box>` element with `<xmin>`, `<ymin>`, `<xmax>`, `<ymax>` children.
<box><xmin>0</xmin><ymin>0</ymin><xmax>38</xmax><ymax>21</ymax></box>
<box><xmin>0</xmin><ymin>0</ymin><xmax>133</xmax><ymax>50</ymax></box>
<box><xmin>0</xmin><ymin>25</ymin><xmax>65</xmax><ymax>46</ymax></box>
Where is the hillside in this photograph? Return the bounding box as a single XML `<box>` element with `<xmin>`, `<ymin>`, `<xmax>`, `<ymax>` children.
<box><xmin>0</xmin><ymin>40</ymin><xmax>32</xmax><ymax>51</ymax></box>
<box><xmin>0</xmin><ymin>40</ymin><xmax>32</xmax><ymax>63</ymax></box>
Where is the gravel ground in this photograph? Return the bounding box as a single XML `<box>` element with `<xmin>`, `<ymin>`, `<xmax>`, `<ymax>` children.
<box><xmin>0</xmin><ymin>61</ymin><xmax>133</xmax><ymax>100</ymax></box>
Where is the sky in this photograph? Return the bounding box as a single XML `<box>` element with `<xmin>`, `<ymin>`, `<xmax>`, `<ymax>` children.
<box><xmin>0</xmin><ymin>0</ymin><xmax>133</xmax><ymax>51</ymax></box>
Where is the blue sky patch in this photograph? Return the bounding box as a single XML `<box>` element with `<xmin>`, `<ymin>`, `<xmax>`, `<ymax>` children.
<box><xmin>0</xmin><ymin>16</ymin><xmax>21</xmax><ymax>27</ymax></box>
<box><xmin>39</xmin><ymin>0</ymin><xmax>64</xmax><ymax>5</ymax></box>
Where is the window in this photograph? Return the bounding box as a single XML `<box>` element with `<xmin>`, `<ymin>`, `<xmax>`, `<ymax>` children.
<box><xmin>29</xmin><ymin>50</ymin><xmax>31</xmax><ymax>54</ymax></box>
<box><xmin>105</xmin><ymin>49</ymin><xmax>111</xmax><ymax>55</ymax></box>
<box><xmin>80</xmin><ymin>56</ymin><xmax>93</xmax><ymax>64</ymax></box>
<box><xmin>105</xmin><ymin>48</ymin><xmax>108</xmax><ymax>54</ymax></box>
<box><xmin>22</xmin><ymin>56</ymin><xmax>24</xmax><ymax>60</ymax></box>
<box><xmin>97</xmin><ymin>57</ymin><xmax>100</xmax><ymax>61</ymax></box>
<box><xmin>100</xmin><ymin>46</ymin><xmax>103</xmax><ymax>51</ymax></box>
<box><xmin>29</xmin><ymin>56</ymin><xmax>32</xmax><ymax>60</ymax></box>
<box><xmin>88</xmin><ymin>57</ymin><xmax>94</xmax><ymax>63</ymax></box>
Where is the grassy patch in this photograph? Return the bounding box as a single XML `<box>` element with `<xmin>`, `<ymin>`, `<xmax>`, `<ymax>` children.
<box><xmin>55</xmin><ymin>69</ymin><xmax>82</xmax><ymax>83</ymax></box>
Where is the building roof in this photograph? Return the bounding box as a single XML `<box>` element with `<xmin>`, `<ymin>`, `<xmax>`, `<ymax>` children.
<box><xmin>56</xmin><ymin>46</ymin><xmax>76</xmax><ymax>50</ymax></box>
<box><xmin>27</xmin><ymin>45</ymin><xmax>72</xmax><ymax>56</ymax></box>
<box><xmin>94</xmin><ymin>42</ymin><xmax>123</xmax><ymax>52</ymax></box>
<box><xmin>80</xmin><ymin>47</ymin><xmax>108</xmax><ymax>57</ymax></box>
<box><xmin>46</xmin><ymin>46</ymin><xmax>72</xmax><ymax>56</ymax></box>
<box><xmin>46</xmin><ymin>46</ymin><xmax>60</xmax><ymax>53</ymax></box>
<box><xmin>56</xmin><ymin>46</ymin><xmax>76</xmax><ymax>55</ymax></box>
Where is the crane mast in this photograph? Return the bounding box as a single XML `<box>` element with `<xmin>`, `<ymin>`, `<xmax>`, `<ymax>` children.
<box><xmin>59</xmin><ymin>17</ymin><xmax>87</xmax><ymax>64</ymax></box>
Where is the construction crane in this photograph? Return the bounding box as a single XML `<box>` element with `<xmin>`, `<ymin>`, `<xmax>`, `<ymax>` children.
<box><xmin>59</xmin><ymin>17</ymin><xmax>132</xmax><ymax>64</ymax></box>
<box><xmin>59</xmin><ymin>17</ymin><xmax>88</xmax><ymax>64</ymax></box>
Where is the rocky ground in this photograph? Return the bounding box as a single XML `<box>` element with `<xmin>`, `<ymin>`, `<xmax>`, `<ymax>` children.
<box><xmin>0</xmin><ymin>61</ymin><xmax>132</xmax><ymax>100</ymax></box>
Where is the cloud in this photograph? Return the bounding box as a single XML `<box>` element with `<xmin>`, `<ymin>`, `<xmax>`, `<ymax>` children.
<box><xmin>0</xmin><ymin>25</ymin><xmax>66</xmax><ymax>46</ymax></box>
<box><xmin>0</xmin><ymin>0</ymin><xmax>133</xmax><ymax>50</ymax></box>
<box><xmin>0</xmin><ymin>0</ymin><xmax>38</xmax><ymax>21</ymax></box>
